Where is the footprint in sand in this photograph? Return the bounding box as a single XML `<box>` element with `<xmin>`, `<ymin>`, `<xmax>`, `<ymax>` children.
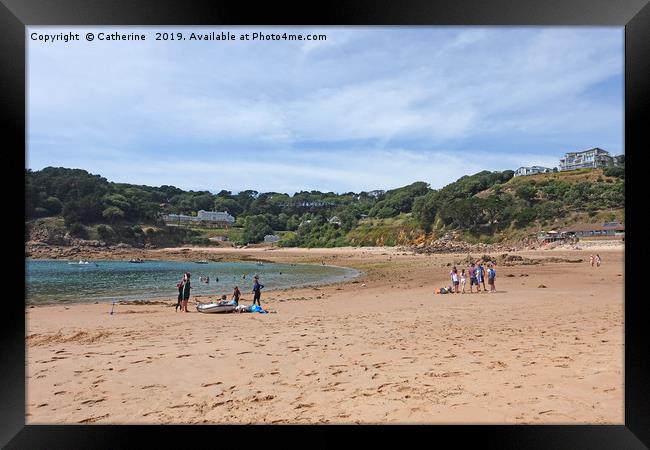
<box><xmin>81</xmin><ymin>398</ymin><xmax>106</xmax><ymax>405</ymax></box>
<box><xmin>78</xmin><ymin>414</ymin><xmax>109</xmax><ymax>423</ymax></box>
<box><xmin>294</xmin><ymin>403</ymin><xmax>314</xmax><ymax>410</ymax></box>
<box><xmin>141</xmin><ymin>384</ymin><xmax>166</xmax><ymax>390</ymax></box>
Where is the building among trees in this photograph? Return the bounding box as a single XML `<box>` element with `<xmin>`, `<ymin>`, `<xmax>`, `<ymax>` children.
<box><xmin>560</xmin><ymin>222</ymin><xmax>624</xmax><ymax>237</ymax></box>
<box><xmin>162</xmin><ymin>210</ymin><xmax>235</xmax><ymax>226</ymax></box>
<box><xmin>514</xmin><ymin>166</ymin><xmax>552</xmax><ymax>177</ymax></box>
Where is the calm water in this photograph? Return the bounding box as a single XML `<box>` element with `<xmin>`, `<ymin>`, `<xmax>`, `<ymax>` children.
<box><xmin>26</xmin><ymin>259</ymin><xmax>358</xmax><ymax>305</ymax></box>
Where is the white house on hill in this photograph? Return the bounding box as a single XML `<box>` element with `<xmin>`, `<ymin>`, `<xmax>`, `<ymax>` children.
<box><xmin>514</xmin><ymin>166</ymin><xmax>552</xmax><ymax>177</ymax></box>
<box><xmin>559</xmin><ymin>148</ymin><xmax>614</xmax><ymax>171</ymax></box>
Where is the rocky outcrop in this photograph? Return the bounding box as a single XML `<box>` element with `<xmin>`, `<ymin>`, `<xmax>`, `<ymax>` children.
<box><xmin>411</xmin><ymin>238</ymin><xmax>517</xmax><ymax>255</ymax></box>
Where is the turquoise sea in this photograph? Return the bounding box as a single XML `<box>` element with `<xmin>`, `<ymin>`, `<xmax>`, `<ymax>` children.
<box><xmin>25</xmin><ymin>259</ymin><xmax>358</xmax><ymax>305</ymax></box>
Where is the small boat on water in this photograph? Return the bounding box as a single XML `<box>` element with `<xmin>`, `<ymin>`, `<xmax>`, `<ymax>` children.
<box><xmin>129</xmin><ymin>258</ymin><xmax>144</xmax><ymax>263</ymax></box>
<box><xmin>195</xmin><ymin>260</ymin><xmax>209</xmax><ymax>264</ymax></box>
<box><xmin>68</xmin><ymin>260</ymin><xmax>91</xmax><ymax>265</ymax></box>
<box><xmin>196</xmin><ymin>302</ymin><xmax>236</xmax><ymax>314</ymax></box>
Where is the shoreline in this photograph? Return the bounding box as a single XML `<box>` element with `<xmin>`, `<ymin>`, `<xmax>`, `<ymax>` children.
<box><xmin>26</xmin><ymin>245</ymin><xmax>624</xmax><ymax>424</ymax></box>
<box><xmin>26</xmin><ymin>239</ymin><xmax>624</xmax><ymax>261</ymax></box>
<box><xmin>27</xmin><ymin>260</ymin><xmax>362</xmax><ymax>307</ymax></box>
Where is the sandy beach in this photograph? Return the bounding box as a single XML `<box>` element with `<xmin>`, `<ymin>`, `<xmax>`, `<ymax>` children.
<box><xmin>26</xmin><ymin>245</ymin><xmax>624</xmax><ymax>424</ymax></box>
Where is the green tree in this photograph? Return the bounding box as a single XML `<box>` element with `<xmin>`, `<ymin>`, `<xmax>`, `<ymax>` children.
<box><xmin>242</xmin><ymin>215</ymin><xmax>273</xmax><ymax>244</ymax></box>
<box><xmin>102</xmin><ymin>206</ymin><xmax>125</xmax><ymax>223</ymax></box>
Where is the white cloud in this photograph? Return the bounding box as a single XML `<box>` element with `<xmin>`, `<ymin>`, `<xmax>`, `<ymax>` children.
<box><xmin>27</xmin><ymin>26</ymin><xmax>623</xmax><ymax>192</ymax></box>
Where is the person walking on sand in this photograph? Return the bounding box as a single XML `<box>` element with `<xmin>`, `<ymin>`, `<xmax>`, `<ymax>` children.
<box><xmin>181</xmin><ymin>272</ymin><xmax>191</xmax><ymax>312</ymax></box>
<box><xmin>596</xmin><ymin>254</ymin><xmax>602</xmax><ymax>267</ymax></box>
<box><xmin>450</xmin><ymin>266</ymin><xmax>460</xmax><ymax>293</ymax></box>
<box><xmin>460</xmin><ymin>269</ymin><xmax>467</xmax><ymax>294</ymax></box>
<box><xmin>487</xmin><ymin>264</ymin><xmax>497</xmax><ymax>293</ymax></box>
<box><xmin>589</xmin><ymin>254</ymin><xmax>594</xmax><ymax>267</ymax></box>
<box><xmin>231</xmin><ymin>286</ymin><xmax>241</xmax><ymax>306</ymax></box>
<box><xmin>252</xmin><ymin>275</ymin><xmax>264</xmax><ymax>307</ymax></box>
<box><xmin>469</xmin><ymin>263</ymin><xmax>478</xmax><ymax>293</ymax></box>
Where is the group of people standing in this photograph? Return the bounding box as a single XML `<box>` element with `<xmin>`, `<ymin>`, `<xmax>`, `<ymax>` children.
<box><xmin>589</xmin><ymin>254</ymin><xmax>602</xmax><ymax>267</ymax></box>
<box><xmin>449</xmin><ymin>261</ymin><xmax>497</xmax><ymax>294</ymax></box>
<box><xmin>175</xmin><ymin>272</ymin><xmax>264</xmax><ymax>312</ymax></box>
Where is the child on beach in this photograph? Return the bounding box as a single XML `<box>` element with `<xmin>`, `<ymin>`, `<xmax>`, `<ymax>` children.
<box><xmin>477</xmin><ymin>261</ymin><xmax>487</xmax><ymax>292</ymax></box>
<box><xmin>596</xmin><ymin>254</ymin><xmax>602</xmax><ymax>267</ymax></box>
<box><xmin>231</xmin><ymin>286</ymin><xmax>241</xmax><ymax>306</ymax></box>
<box><xmin>175</xmin><ymin>277</ymin><xmax>184</xmax><ymax>312</ymax></box>
<box><xmin>460</xmin><ymin>269</ymin><xmax>467</xmax><ymax>293</ymax></box>
<box><xmin>589</xmin><ymin>255</ymin><xmax>594</xmax><ymax>267</ymax></box>
<box><xmin>450</xmin><ymin>266</ymin><xmax>460</xmax><ymax>293</ymax></box>
<box><xmin>474</xmin><ymin>262</ymin><xmax>483</xmax><ymax>292</ymax></box>
<box><xmin>487</xmin><ymin>264</ymin><xmax>496</xmax><ymax>292</ymax></box>
<box><xmin>181</xmin><ymin>272</ymin><xmax>191</xmax><ymax>312</ymax></box>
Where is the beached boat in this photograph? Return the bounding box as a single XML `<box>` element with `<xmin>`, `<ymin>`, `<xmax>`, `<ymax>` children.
<box><xmin>196</xmin><ymin>302</ymin><xmax>236</xmax><ymax>314</ymax></box>
<box><xmin>129</xmin><ymin>258</ymin><xmax>144</xmax><ymax>263</ymax></box>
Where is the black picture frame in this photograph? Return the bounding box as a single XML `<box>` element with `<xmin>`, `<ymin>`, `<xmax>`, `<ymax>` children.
<box><xmin>3</xmin><ymin>0</ymin><xmax>648</xmax><ymax>447</ymax></box>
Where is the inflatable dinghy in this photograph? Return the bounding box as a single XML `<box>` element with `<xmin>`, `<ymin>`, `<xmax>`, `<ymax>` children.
<box><xmin>196</xmin><ymin>302</ymin><xmax>236</xmax><ymax>314</ymax></box>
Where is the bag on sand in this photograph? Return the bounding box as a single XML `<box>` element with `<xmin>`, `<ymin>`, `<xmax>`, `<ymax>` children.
<box><xmin>250</xmin><ymin>304</ymin><xmax>268</xmax><ymax>314</ymax></box>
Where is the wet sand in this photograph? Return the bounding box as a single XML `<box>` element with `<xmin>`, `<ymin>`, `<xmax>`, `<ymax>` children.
<box><xmin>26</xmin><ymin>245</ymin><xmax>623</xmax><ymax>424</ymax></box>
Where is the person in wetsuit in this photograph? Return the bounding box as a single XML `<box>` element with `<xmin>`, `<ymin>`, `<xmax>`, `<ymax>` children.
<box><xmin>252</xmin><ymin>275</ymin><xmax>264</xmax><ymax>307</ymax></box>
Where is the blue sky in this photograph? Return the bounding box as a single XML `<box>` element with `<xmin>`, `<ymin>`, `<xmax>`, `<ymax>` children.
<box><xmin>27</xmin><ymin>27</ymin><xmax>623</xmax><ymax>194</ymax></box>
